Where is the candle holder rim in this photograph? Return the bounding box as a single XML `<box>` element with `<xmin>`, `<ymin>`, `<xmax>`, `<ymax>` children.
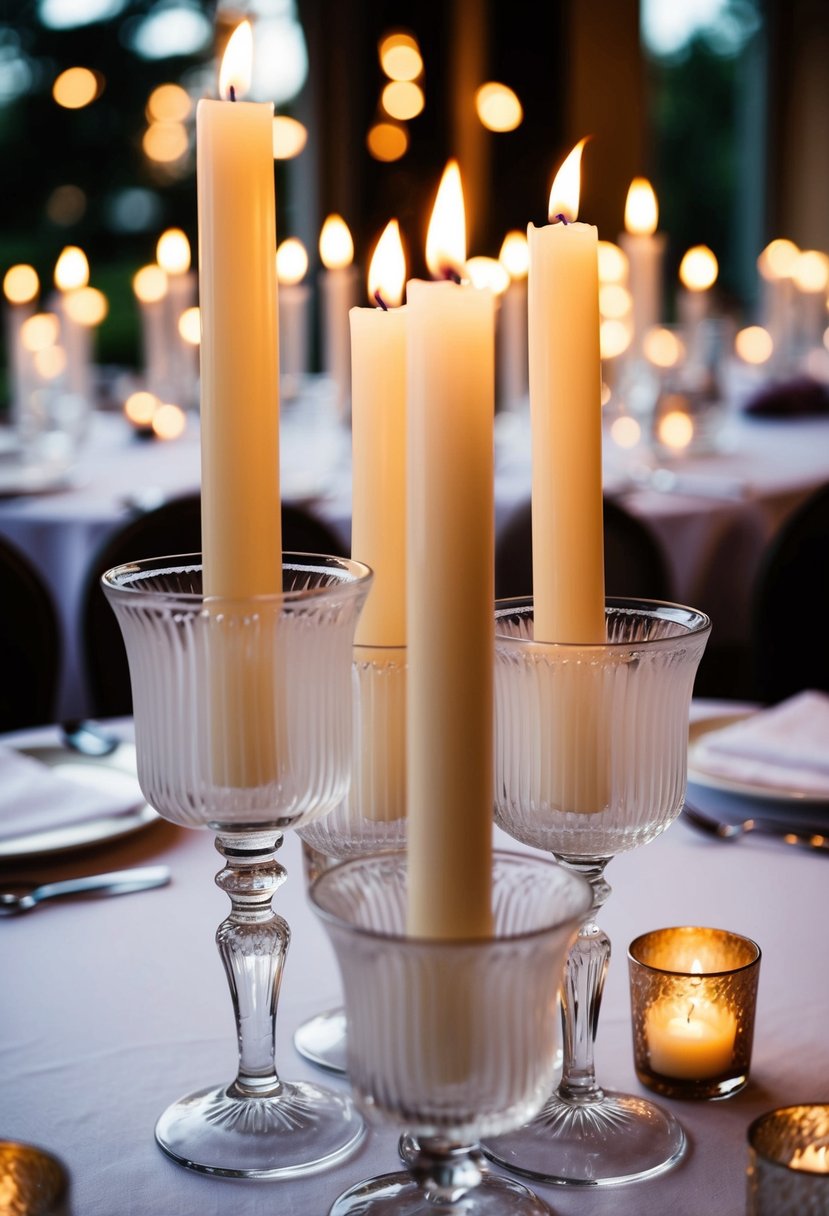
<box><xmin>101</xmin><ymin>551</ymin><xmax>374</xmax><ymax>607</ymax></box>
<box><xmin>309</xmin><ymin>849</ymin><xmax>593</xmax><ymax>948</ymax></box>
<box><xmin>748</xmin><ymin>1104</ymin><xmax>829</xmax><ymax>1172</ymax></box>
<box><xmin>628</xmin><ymin>925</ymin><xmax>761</xmax><ymax>977</ymax></box>
<box><xmin>353</xmin><ymin>641</ymin><xmax>407</xmax><ymax>656</ymax></box>
<box><xmin>494</xmin><ymin>594</ymin><xmax>711</xmax><ymax>649</ymax></box>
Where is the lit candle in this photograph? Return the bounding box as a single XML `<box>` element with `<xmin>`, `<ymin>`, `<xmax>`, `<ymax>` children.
<box><xmin>350</xmin><ymin>218</ymin><xmax>407</xmax><ymax>647</ymax></box>
<box><xmin>157</xmin><ymin>227</ymin><xmax>198</xmax><ymax>409</ymax></box>
<box><xmin>53</xmin><ymin>245</ymin><xmax>93</xmax><ymax>401</ymax></box>
<box><xmin>497</xmin><ymin>229</ymin><xmax>529</xmax><ymax>410</ymax></box>
<box><xmin>275</xmin><ymin>237</ymin><xmax>311</xmax><ymax>395</ymax></box>
<box><xmin>2</xmin><ymin>264</ymin><xmax>39</xmax><ymax>427</ymax></box>
<box><xmin>791</xmin><ymin>249</ymin><xmax>829</xmax><ymax>356</ymax></box>
<box><xmin>350</xmin><ymin>218</ymin><xmax>407</xmax><ymax>823</ymax></box>
<box><xmin>620</xmin><ymin>177</ymin><xmax>666</xmax><ymax>358</ymax></box>
<box><xmin>407</xmin><ymin>160</ymin><xmax>494</xmax><ymax>939</ymax></box>
<box><xmin>646</xmin><ymin>994</ymin><xmax>737</xmax><ymax>1079</ymax></box>
<box><xmin>197</xmin><ymin>19</ymin><xmax>281</xmax><ymax>598</ymax></box>
<box><xmin>319</xmin><ymin>213</ymin><xmax>359</xmax><ymax>420</ymax></box>
<box><xmin>529</xmin><ymin>138</ymin><xmax>605</xmax><ymax>644</ymax></box>
<box><xmin>196</xmin><ymin>20</ymin><xmax>283</xmax><ymax>789</ymax></box>
<box><xmin>757</xmin><ymin>238</ymin><xmax>798</xmax><ymax>369</ymax></box>
<box><xmin>132</xmin><ymin>264</ymin><xmax>170</xmax><ymax>399</ymax></box>
<box><xmin>677</xmin><ymin>244</ymin><xmax>718</xmax><ymax>360</ymax></box>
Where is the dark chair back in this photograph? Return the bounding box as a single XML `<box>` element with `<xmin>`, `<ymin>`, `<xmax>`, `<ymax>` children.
<box><xmin>495</xmin><ymin>496</ymin><xmax>672</xmax><ymax>603</ymax></box>
<box><xmin>752</xmin><ymin>482</ymin><xmax>829</xmax><ymax>703</ymax></box>
<box><xmin>0</xmin><ymin>534</ymin><xmax>61</xmax><ymax>731</ymax></box>
<box><xmin>81</xmin><ymin>493</ymin><xmax>348</xmax><ymax>718</ymax></box>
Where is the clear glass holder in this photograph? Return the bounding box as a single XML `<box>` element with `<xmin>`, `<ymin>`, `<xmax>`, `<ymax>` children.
<box><xmin>102</xmin><ymin>553</ymin><xmax>373</xmax><ymax>1178</ymax></box>
<box><xmin>295</xmin><ymin>644</ymin><xmax>408</xmax><ymax>1075</ymax></box>
<box><xmin>481</xmin><ymin>597</ymin><xmax>710</xmax><ymax>1187</ymax></box>
<box><xmin>310</xmin><ymin>851</ymin><xmax>593</xmax><ymax>1215</ymax></box>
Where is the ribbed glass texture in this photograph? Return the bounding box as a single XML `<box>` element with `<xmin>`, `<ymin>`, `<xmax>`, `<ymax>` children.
<box><xmin>102</xmin><ymin>555</ymin><xmax>372</xmax><ymax>831</ymax></box>
<box><xmin>299</xmin><ymin>645</ymin><xmax>407</xmax><ymax>858</ymax></box>
<box><xmin>747</xmin><ymin>1105</ymin><xmax>829</xmax><ymax>1215</ymax></box>
<box><xmin>494</xmin><ymin>598</ymin><xmax>711</xmax><ymax>860</ymax></box>
<box><xmin>311</xmin><ymin>852</ymin><xmax>591</xmax><ymax>1142</ymax></box>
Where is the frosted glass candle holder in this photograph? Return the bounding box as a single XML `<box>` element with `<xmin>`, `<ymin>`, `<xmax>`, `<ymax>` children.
<box><xmin>747</xmin><ymin>1105</ymin><xmax>829</xmax><ymax>1215</ymax></box>
<box><xmin>628</xmin><ymin>926</ymin><xmax>761</xmax><ymax>1100</ymax></box>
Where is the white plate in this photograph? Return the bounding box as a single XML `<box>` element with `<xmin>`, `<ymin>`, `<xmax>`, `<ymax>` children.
<box><xmin>688</xmin><ymin>712</ymin><xmax>829</xmax><ymax>804</ymax></box>
<box><xmin>0</xmin><ymin>460</ymin><xmax>74</xmax><ymax>498</ymax></box>
<box><xmin>0</xmin><ymin>742</ymin><xmax>160</xmax><ymax>860</ymax></box>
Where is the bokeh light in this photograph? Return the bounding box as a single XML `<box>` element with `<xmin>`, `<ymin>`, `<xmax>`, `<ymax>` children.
<box><xmin>273</xmin><ymin>116</ymin><xmax>307</xmax><ymax>159</ymax></box>
<box><xmin>52</xmin><ymin>65</ymin><xmax>101</xmax><ymax>108</ymax></box>
<box><xmin>734</xmin><ymin>325</ymin><xmax>773</xmax><ymax>364</ymax></box>
<box><xmin>319</xmin><ymin>215</ymin><xmax>354</xmax><ymax>270</ymax></box>
<box><xmin>381</xmin><ymin>79</ymin><xmax>424</xmax><ymax>121</ymax></box>
<box><xmin>644</xmin><ymin>325</ymin><xmax>685</xmax><ymax>368</ymax></box>
<box><xmin>3</xmin><ymin>264</ymin><xmax>39</xmax><ymax>305</ymax></box>
<box><xmin>600</xmin><ymin>318</ymin><xmax>632</xmax><ymax>359</ymax></box>
<box><xmin>610</xmin><ymin>415</ymin><xmax>642</xmax><ymax>449</ymax></box>
<box><xmin>679</xmin><ymin>245</ymin><xmax>718</xmax><ymax>291</ymax></box>
<box><xmin>499</xmin><ymin>230</ymin><xmax>529</xmax><ymax>280</ymax></box>
<box><xmin>63</xmin><ymin>285</ymin><xmax>108</xmax><ymax>326</ymax></box>
<box><xmin>598</xmin><ymin>240</ymin><xmax>629</xmax><ymax>284</ymax></box>
<box><xmin>132</xmin><ymin>264</ymin><xmax>168</xmax><ymax>304</ymax></box>
<box><xmin>146</xmin><ymin>82</ymin><xmax>191</xmax><ymax>122</ymax></box>
<box><xmin>366</xmin><ymin>120</ymin><xmax>409</xmax><ymax>162</ymax></box>
<box><xmin>156</xmin><ymin>228</ymin><xmax>191</xmax><ymax>275</ymax></box>
<box><xmin>178</xmin><ymin>306</ymin><xmax>200</xmax><ymax>345</ymax></box>
<box><xmin>124</xmin><ymin>390</ymin><xmax>159</xmax><ymax>427</ymax></box>
<box><xmin>21</xmin><ymin>312</ymin><xmax>60</xmax><ymax>353</ymax></box>
<box><xmin>379</xmin><ymin>32</ymin><xmax>422</xmax><ymax>82</ymax></box>
<box><xmin>657</xmin><ymin>408</ymin><xmax>694</xmax><ymax>450</ymax></box>
<box><xmin>46</xmin><ymin>184</ymin><xmax>87</xmax><ymax>226</ymax></box>
<box><xmin>143</xmin><ymin>121</ymin><xmax>189</xmax><ymax>165</ymax></box>
<box><xmin>152</xmin><ymin>402</ymin><xmax>187</xmax><ymax>440</ymax></box>
<box><xmin>54</xmin><ymin>245</ymin><xmax>89</xmax><ymax>291</ymax></box>
<box><xmin>475</xmin><ymin>82</ymin><xmax>522</xmax><ymax>132</ymax></box>
<box><xmin>276</xmin><ymin>238</ymin><xmax>309</xmax><ymax>286</ymax></box>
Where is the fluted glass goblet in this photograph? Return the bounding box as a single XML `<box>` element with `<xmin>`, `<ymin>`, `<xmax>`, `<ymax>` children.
<box><xmin>311</xmin><ymin>851</ymin><xmax>592</xmax><ymax>1215</ymax></box>
<box><xmin>102</xmin><ymin>553</ymin><xmax>372</xmax><ymax>1179</ymax></box>
<box><xmin>481</xmin><ymin>597</ymin><xmax>710</xmax><ymax>1187</ymax></box>
<box><xmin>295</xmin><ymin>643</ymin><xmax>407</xmax><ymax>1074</ymax></box>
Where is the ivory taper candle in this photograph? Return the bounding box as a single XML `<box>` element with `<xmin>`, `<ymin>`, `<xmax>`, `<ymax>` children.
<box><xmin>407</xmin><ymin>161</ymin><xmax>494</xmax><ymax>939</ymax></box>
<box><xmin>529</xmin><ymin>139</ymin><xmax>605</xmax><ymax>644</ymax></box>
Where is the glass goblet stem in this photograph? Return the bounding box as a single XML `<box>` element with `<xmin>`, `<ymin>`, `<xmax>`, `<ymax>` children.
<box><xmin>558</xmin><ymin>862</ymin><xmax>611</xmax><ymax>1104</ymax></box>
<box><xmin>214</xmin><ymin>830</ymin><xmax>288</xmax><ymax>1097</ymax></box>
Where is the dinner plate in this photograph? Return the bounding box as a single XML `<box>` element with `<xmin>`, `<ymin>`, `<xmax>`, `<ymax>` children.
<box><xmin>688</xmin><ymin>712</ymin><xmax>829</xmax><ymax>804</ymax></box>
<box><xmin>0</xmin><ymin>742</ymin><xmax>160</xmax><ymax>860</ymax></box>
<box><xmin>0</xmin><ymin>459</ymin><xmax>74</xmax><ymax>498</ymax></box>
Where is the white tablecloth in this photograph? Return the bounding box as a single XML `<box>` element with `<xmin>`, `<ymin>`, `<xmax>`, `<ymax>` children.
<box><xmin>1</xmin><ymin>392</ymin><xmax>829</xmax><ymax>718</ymax></box>
<box><xmin>1</xmin><ymin>703</ymin><xmax>827</xmax><ymax>1215</ymax></box>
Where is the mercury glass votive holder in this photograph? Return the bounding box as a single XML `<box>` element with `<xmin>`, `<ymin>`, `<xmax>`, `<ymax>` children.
<box><xmin>628</xmin><ymin>926</ymin><xmax>761</xmax><ymax>1100</ymax></box>
<box><xmin>747</xmin><ymin>1105</ymin><xmax>829</xmax><ymax>1215</ymax></box>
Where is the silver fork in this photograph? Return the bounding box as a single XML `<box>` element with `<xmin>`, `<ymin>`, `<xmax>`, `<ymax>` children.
<box><xmin>682</xmin><ymin>802</ymin><xmax>829</xmax><ymax>854</ymax></box>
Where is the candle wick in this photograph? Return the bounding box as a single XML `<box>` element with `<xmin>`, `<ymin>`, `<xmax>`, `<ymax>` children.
<box><xmin>686</xmin><ymin>1002</ymin><xmax>695</xmax><ymax>1023</ymax></box>
<box><xmin>229</xmin><ymin>84</ymin><xmax>236</xmax><ymax>103</ymax></box>
<box><xmin>441</xmin><ymin>264</ymin><xmax>462</xmax><ymax>285</ymax></box>
<box><xmin>552</xmin><ymin>213</ymin><xmax>570</xmax><ymax>226</ymax></box>
<box><xmin>374</xmin><ymin>289</ymin><xmax>389</xmax><ymax>311</ymax></box>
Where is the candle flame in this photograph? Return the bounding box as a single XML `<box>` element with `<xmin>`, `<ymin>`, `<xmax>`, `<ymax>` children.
<box><xmin>499</xmin><ymin>230</ymin><xmax>529</xmax><ymax>280</ymax></box>
<box><xmin>625</xmin><ymin>177</ymin><xmax>658</xmax><ymax>236</ymax></box>
<box><xmin>156</xmin><ymin>228</ymin><xmax>191</xmax><ymax>275</ymax></box>
<box><xmin>219</xmin><ymin>20</ymin><xmax>253</xmax><ymax>102</ymax></box>
<box><xmin>276</xmin><ymin>237</ymin><xmax>309</xmax><ymax>285</ymax></box>
<box><xmin>319</xmin><ymin>214</ymin><xmax>354</xmax><ymax>270</ymax></box>
<box><xmin>679</xmin><ymin>245</ymin><xmax>718</xmax><ymax>292</ymax></box>
<box><xmin>3</xmin><ymin>264</ymin><xmax>39</xmax><ymax>305</ymax></box>
<box><xmin>368</xmin><ymin>219</ymin><xmax>406</xmax><ymax>307</ymax></box>
<box><xmin>54</xmin><ymin>245</ymin><xmax>89</xmax><ymax>291</ymax></box>
<box><xmin>757</xmin><ymin>238</ymin><xmax>799</xmax><ymax>282</ymax></box>
<box><xmin>426</xmin><ymin>159</ymin><xmax>466</xmax><ymax>279</ymax></box>
<box><xmin>547</xmin><ymin>138</ymin><xmax>588</xmax><ymax>224</ymax></box>
<box><xmin>133</xmin><ymin>264</ymin><xmax>168</xmax><ymax>304</ymax></box>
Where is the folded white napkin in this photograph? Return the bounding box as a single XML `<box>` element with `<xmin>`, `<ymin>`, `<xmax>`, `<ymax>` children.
<box><xmin>693</xmin><ymin>691</ymin><xmax>829</xmax><ymax>795</ymax></box>
<box><xmin>0</xmin><ymin>743</ymin><xmax>141</xmax><ymax>841</ymax></box>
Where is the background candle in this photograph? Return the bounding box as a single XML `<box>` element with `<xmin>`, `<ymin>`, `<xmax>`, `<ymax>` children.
<box><xmin>677</xmin><ymin>244</ymin><xmax>719</xmax><ymax>361</ymax></box>
<box><xmin>132</xmin><ymin>264</ymin><xmax>170</xmax><ymax>400</ymax></box>
<box><xmin>2</xmin><ymin>263</ymin><xmax>39</xmax><ymax>428</ymax></box>
<box><xmin>53</xmin><ymin>244</ymin><xmax>93</xmax><ymax>403</ymax></box>
<box><xmin>529</xmin><ymin>139</ymin><xmax>605</xmax><ymax>645</ymax></box>
<box><xmin>157</xmin><ymin>227</ymin><xmax>198</xmax><ymax>409</ymax></box>
<box><xmin>619</xmin><ymin>177</ymin><xmax>666</xmax><ymax>359</ymax></box>
<box><xmin>276</xmin><ymin>236</ymin><xmax>311</xmax><ymax>395</ymax></box>
<box><xmin>497</xmin><ymin>229</ymin><xmax>529</xmax><ymax>411</ymax></box>
<box><xmin>406</xmin><ymin>160</ymin><xmax>494</xmax><ymax>940</ymax></box>
<box><xmin>756</xmin><ymin>238</ymin><xmax>799</xmax><ymax>371</ymax></box>
<box><xmin>319</xmin><ymin>213</ymin><xmax>359</xmax><ymax>421</ymax></box>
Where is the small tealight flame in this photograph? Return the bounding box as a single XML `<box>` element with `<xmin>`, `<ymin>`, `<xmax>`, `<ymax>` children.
<box><xmin>679</xmin><ymin>245</ymin><xmax>718</xmax><ymax>292</ymax></box>
<box><xmin>54</xmin><ymin>245</ymin><xmax>90</xmax><ymax>292</ymax></box>
<box><xmin>658</xmin><ymin>408</ymin><xmax>694</xmax><ymax>451</ymax></box>
<box><xmin>368</xmin><ymin>219</ymin><xmax>406</xmax><ymax>307</ymax></box>
<box><xmin>156</xmin><ymin>228</ymin><xmax>191</xmax><ymax>276</ymax></box>
<box><xmin>547</xmin><ymin>138</ymin><xmax>588</xmax><ymax>224</ymax></box>
<box><xmin>124</xmin><ymin>390</ymin><xmax>159</xmax><ymax>427</ymax></box>
<box><xmin>499</xmin><ymin>230</ymin><xmax>529</xmax><ymax>280</ymax></box>
<box><xmin>219</xmin><ymin>20</ymin><xmax>253</xmax><ymax>101</ymax></box>
<box><xmin>426</xmin><ymin>160</ymin><xmax>467</xmax><ymax>280</ymax></box>
<box><xmin>276</xmin><ymin>238</ymin><xmax>309</xmax><ymax>286</ymax></box>
<box><xmin>319</xmin><ymin>214</ymin><xmax>354</xmax><ymax>271</ymax></box>
<box><xmin>624</xmin><ymin>177</ymin><xmax>658</xmax><ymax>236</ymax></box>
<box><xmin>152</xmin><ymin>402</ymin><xmax>187</xmax><ymax>440</ymax></box>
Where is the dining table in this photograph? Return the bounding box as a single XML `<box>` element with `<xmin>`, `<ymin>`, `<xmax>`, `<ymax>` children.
<box><xmin>1</xmin><ymin>698</ymin><xmax>827</xmax><ymax>1216</ymax></box>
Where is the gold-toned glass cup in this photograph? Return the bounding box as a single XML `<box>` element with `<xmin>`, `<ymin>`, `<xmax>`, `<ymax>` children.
<box><xmin>628</xmin><ymin>926</ymin><xmax>761</xmax><ymax>1100</ymax></box>
<box><xmin>747</xmin><ymin>1105</ymin><xmax>829</xmax><ymax>1215</ymax></box>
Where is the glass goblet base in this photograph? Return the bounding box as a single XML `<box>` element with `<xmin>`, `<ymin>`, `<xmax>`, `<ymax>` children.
<box><xmin>329</xmin><ymin>1167</ymin><xmax>555</xmax><ymax>1215</ymax></box>
<box><xmin>481</xmin><ymin>1090</ymin><xmax>686</xmax><ymax>1187</ymax></box>
<box><xmin>293</xmin><ymin>1007</ymin><xmax>348</xmax><ymax>1075</ymax></box>
<box><xmin>155</xmin><ymin>1079</ymin><xmax>364</xmax><ymax>1179</ymax></box>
